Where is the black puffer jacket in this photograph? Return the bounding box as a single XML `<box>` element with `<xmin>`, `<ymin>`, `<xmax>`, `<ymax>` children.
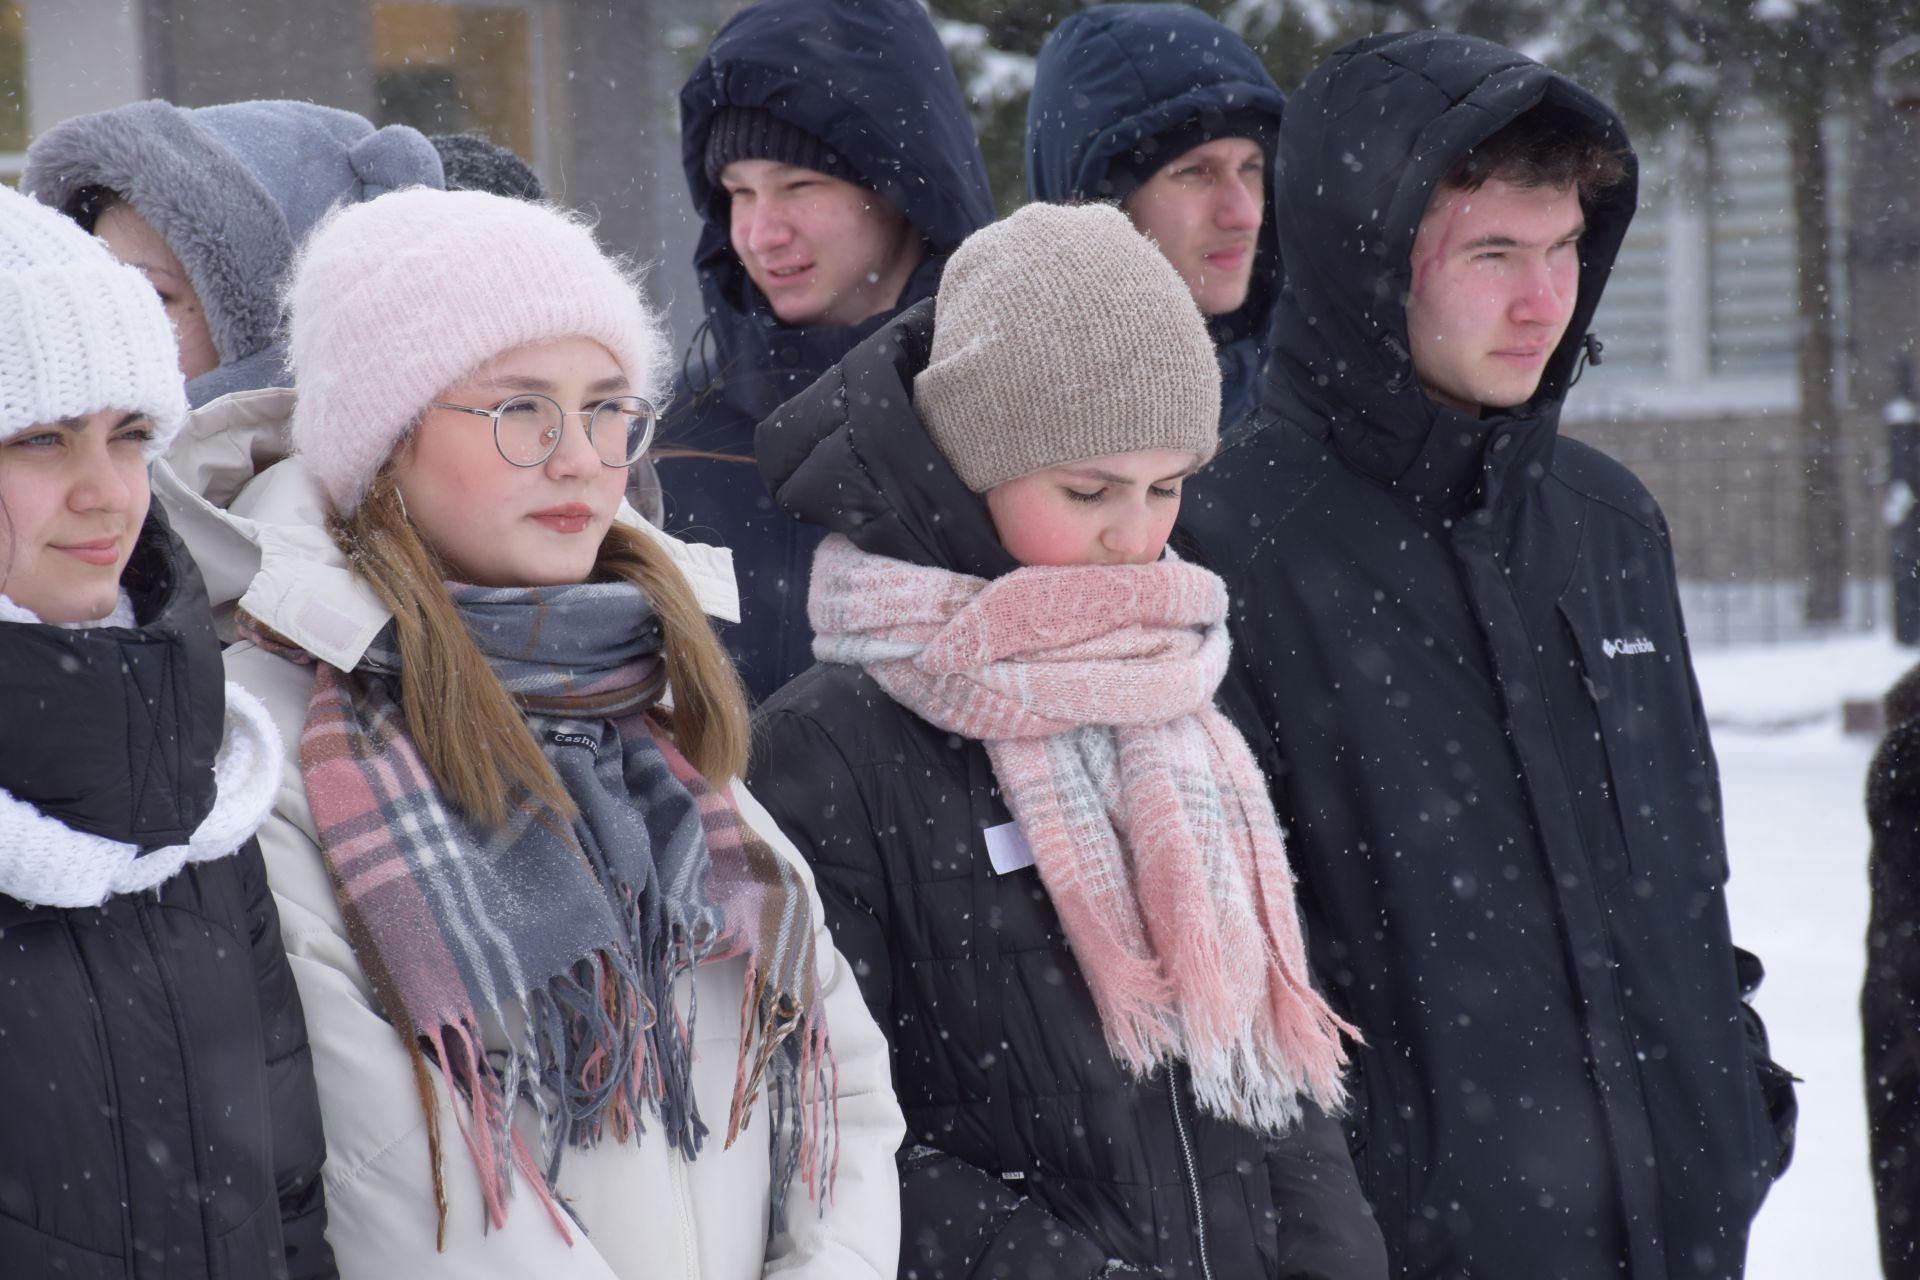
<box><xmin>657</xmin><ymin>0</ymin><xmax>995</xmax><ymax>702</ymax></box>
<box><xmin>747</xmin><ymin>301</ymin><xmax>1387</xmax><ymax>1280</ymax></box>
<box><xmin>1866</xmin><ymin>663</ymin><xmax>1920</xmax><ymax>1280</ymax></box>
<box><xmin>1026</xmin><ymin>2</ymin><xmax>1285</xmax><ymax>429</ymax></box>
<box><xmin>0</xmin><ymin>511</ymin><xmax>333</xmax><ymax>1280</ymax></box>
<box><xmin>1174</xmin><ymin>34</ymin><xmax>1794</xmax><ymax>1280</ymax></box>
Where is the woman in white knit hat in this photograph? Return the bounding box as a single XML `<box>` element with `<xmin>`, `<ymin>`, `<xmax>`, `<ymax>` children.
<box><xmin>748</xmin><ymin>202</ymin><xmax>1388</xmax><ymax>1278</ymax></box>
<box><xmin>0</xmin><ymin>184</ymin><xmax>334</xmax><ymax>1276</ymax></box>
<box><xmin>186</xmin><ymin>185</ymin><xmax>901</xmax><ymax>1278</ymax></box>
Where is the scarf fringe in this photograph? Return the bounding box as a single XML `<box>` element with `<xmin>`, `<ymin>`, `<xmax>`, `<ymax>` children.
<box><xmin>420</xmin><ymin>1021</ymin><xmax>573</xmax><ymax>1244</ymax></box>
<box><xmin>260</xmin><ymin>585</ymin><xmax>837</xmax><ymax>1248</ymax></box>
<box><xmin>724</xmin><ymin>956</ymin><xmax>841</xmax><ymax>1233</ymax></box>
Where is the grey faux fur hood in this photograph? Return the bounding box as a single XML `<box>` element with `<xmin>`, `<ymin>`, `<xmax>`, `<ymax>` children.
<box><xmin>25</xmin><ymin>100</ymin><xmax>443</xmax><ymax>407</ymax></box>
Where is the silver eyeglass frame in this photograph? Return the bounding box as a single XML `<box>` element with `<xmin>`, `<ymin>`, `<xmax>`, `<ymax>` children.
<box><xmin>429</xmin><ymin>393</ymin><xmax>658</xmax><ymax>468</ymax></box>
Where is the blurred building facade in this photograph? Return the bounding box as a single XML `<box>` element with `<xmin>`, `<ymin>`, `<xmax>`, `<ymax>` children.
<box><xmin>1567</xmin><ymin>86</ymin><xmax>1920</xmax><ymax>638</ymax></box>
<box><xmin>4</xmin><ymin>2</ymin><xmax>1917</xmax><ymax>639</ymax></box>
<box><xmin>1</xmin><ymin>0</ymin><xmax>719</xmax><ymax>339</ymax></box>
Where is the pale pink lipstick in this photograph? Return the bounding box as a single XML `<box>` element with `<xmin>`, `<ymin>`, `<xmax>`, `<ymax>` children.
<box><xmin>55</xmin><ymin>537</ymin><xmax>120</xmax><ymax>566</ymax></box>
<box><xmin>529</xmin><ymin>504</ymin><xmax>594</xmax><ymax>534</ymax></box>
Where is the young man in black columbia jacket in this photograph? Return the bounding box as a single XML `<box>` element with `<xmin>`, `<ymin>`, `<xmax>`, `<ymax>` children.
<box><xmin>1176</xmin><ymin>32</ymin><xmax>1797</xmax><ymax>1279</ymax></box>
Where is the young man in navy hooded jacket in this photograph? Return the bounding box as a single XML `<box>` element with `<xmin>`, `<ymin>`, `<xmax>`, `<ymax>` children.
<box><xmin>1026</xmin><ymin>3</ymin><xmax>1285</xmax><ymax>430</ymax></box>
<box><xmin>1176</xmin><ymin>33</ymin><xmax>1797</xmax><ymax>1280</ymax></box>
<box><xmin>658</xmin><ymin>0</ymin><xmax>994</xmax><ymax>702</ymax></box>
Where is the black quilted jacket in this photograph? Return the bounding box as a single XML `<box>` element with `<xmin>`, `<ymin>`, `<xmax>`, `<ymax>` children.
<box><xmin>0</xmin><ymin>511</ymin><xmax>334</xmax><ymax>1280</ymax></box>
<box><xmin>747</xmin><ymin>304</ymin><xmax>1387</xmax><ymax>1280</ymax></box>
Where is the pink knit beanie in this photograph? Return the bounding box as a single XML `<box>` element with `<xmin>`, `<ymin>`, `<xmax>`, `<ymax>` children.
<box><xmin>286</xmin><ymin>187</ymin><xmax>670</xmax><ymax>513</ymax></box>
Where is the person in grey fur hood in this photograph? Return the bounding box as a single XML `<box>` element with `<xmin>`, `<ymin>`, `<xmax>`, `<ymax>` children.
<box><xmin>0</xmin><ymin>182</ymin><xmax>333</xmax><ymax>1279</ymax></box>
<box><xmin>24</xmin><ymin>98</ymin><xmax>444</xmax><ymax>409</ymax></box>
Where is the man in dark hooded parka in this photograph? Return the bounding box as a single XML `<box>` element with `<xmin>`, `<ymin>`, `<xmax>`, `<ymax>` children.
<box><xmin>658</xmin><ymin>0</ymin><xmax>994</xmax><ymax>702</ymax></box>
<box><xmin>1175</xmin><ymin>32</ymin><xmax>1798</xmax><ymax>1279</ymax></box>
<box><xmin>1026</xmin><ymin>2</ymin><xmax>1285</xmax><ymax>430</ymax></box>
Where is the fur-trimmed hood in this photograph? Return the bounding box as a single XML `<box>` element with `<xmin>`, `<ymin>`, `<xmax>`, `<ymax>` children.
<box><xmin>25</xmin><ymin>99</ymin><xmax>443</xmax><ymax>406</ymax></box>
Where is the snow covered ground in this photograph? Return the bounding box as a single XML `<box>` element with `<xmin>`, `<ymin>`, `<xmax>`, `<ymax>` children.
<box><xmin>1695</xmin><ymin>630</ymin><xmax>1915</xmax><ymax>1278</ymax></box>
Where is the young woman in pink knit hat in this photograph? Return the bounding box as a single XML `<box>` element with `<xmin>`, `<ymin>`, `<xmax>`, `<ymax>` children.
<box><xmin>748</xmin><ymin>201</ymin><xmax>1386</xmax><ymax>1277</ymax></box>
<box><xmin>168</xmin><ymin>186</ymin><xmax>903</xmax><ymax>1278</ymax></box>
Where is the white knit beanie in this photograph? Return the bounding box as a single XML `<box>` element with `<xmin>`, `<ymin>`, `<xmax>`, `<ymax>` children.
<box><xmin>0</xmin><ymin>184</ymin><xmax>187</xmax><ymax>454</ymax></box>
<box><xmin>286</xmin><ymin>187</ymin><xmax>671</xmax><ymax>514</ymax></box>
<box><xmin>916</xmin><ymin>202</ymin><xmax>1220</xmax><ymax>493</ymax></box>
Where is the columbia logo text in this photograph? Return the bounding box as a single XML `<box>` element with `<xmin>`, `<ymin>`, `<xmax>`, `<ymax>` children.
<box><xmin>1600</xmin><ymin>637</ymin><xmax>1656</xmax><ymax>659</ymax></box>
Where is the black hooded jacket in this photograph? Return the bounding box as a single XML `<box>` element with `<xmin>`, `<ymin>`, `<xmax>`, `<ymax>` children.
<box><xmin>1173</xmin><ymin>34</ymin><xmax>1796</xmax><ymax>1280</ymax></box>
<box><xmin>745</xmin><ymin>301</ymin><xmax>1388</xmax><ymax>1280</ymax></box>
<box><xmin>0</xmin><ymin>512</ymin><xmax>334</xmax><ymax>1280</ymax></box>
<box><xmin>657</xmin><ymin>0</ymin><xmax>995</xmax><ymax>702</ymax></box>
<box><xmin>1865</xmin><ymin>664</ymin><xmax>1920</xmax><ymax>1280</ymax></box>
<box><xmin>1026</xmin><ymin>2</ymin><xmax>1285</xmax><ymax>429</ymax></box>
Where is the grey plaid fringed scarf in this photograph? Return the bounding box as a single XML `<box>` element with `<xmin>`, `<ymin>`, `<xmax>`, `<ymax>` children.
<box><xmin>245</xmin><ymin>582</ymin><xmax>834</xmax><ymax>1247</ymax></box>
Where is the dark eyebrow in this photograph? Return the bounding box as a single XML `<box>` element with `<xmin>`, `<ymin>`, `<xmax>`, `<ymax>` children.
<box><xmin>52</xmin><ymin>412</ymin><xmax>145</xmax><ymax>431</ymax></box>
<box><xmin>1059</xmin><ymin>467</ymin><xmax>1135</xmax><ymax>485</ymax></box>
<box><xmin>474</xmin><ymin>373</ymin><xmax>631</xmax><ymax>397</ymax></box>
<box><xmin>1461</xmin><ymin>222</ymin><xmax>1586</xmax><ymax>253</ymax></box>
<box><xmin>1059</xmin><ymin>464</ymin><xmax>1198</xmax><ymax>486</ymax></box>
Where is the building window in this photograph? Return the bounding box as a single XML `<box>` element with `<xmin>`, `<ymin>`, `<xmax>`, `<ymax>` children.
<box><xmin>370</xmin><ymin>1</ymin><xmax>541</xmax><ymax>171</ymax></box>
<box><xmin>1707</xmin><ymin>110</ymin><xmax>1797</xmax><ymax>378</ymax></box>
<box><xmin>1573</xmin><ymin>102</ymin><xmax>1838</xmax><ymax>420</ymax></box>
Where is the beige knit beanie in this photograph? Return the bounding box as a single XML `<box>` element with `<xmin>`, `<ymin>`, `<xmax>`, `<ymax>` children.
<box><xmin>915</xmin><ymin>202</ymin><xmax>1219</xmax><ymax>493</ymax></box>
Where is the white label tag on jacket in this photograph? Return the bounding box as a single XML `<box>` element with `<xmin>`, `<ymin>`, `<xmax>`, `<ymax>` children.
<box><xmin>983</xmin><ymin>821</ymin><xmax>1037</xmax><ymax>875</ymax></box>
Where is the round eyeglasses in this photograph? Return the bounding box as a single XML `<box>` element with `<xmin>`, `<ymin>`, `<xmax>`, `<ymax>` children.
<box><xmin>429</xmin><ymin>393</ymin><xmax>658</xmax><ymax>468</ymax></box>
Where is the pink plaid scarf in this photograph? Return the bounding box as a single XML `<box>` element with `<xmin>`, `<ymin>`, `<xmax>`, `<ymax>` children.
<box><xmin>241</xmin><ymin>582</ymin><xmax>834</xmax><ymax>1248</ymax></box>
<box><xmin>809</xmin><ymin>534</ymin><xmax>1354</xmax><ymax>1132</ymax></box>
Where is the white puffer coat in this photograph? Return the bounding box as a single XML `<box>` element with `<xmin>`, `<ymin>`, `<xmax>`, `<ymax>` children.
<box><xmin>155</xmin><ymin>388</ymin><xmax>904</xmax><ymax>1279</ymax></box>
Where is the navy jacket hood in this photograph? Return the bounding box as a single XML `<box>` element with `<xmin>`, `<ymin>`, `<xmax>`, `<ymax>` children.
<box><xmin>1268</xmin><ymin>30</ymin><xmax>1637</xmax><ymax>509</ymax></box>
<box><xmin>675</xmin><ymin>0</ymin><xmax>996</xmax><ymax>445</ymax></box>
<box><xmin>1026</xmin><ymin>3</ymin><xmax>1286</xmax><ymax>425</ymax></box>
<box><xmin>1173</xmin><ymin>37</ymin><xmax>1794</xmax><ymax>1278</ymax></box>
<box><xmin>756</xmin><ymin>298</ymin><xmax>1018</xmax><ymax>580</ymax></box>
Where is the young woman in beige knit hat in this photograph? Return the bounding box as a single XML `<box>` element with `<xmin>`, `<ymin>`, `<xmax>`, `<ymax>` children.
<box><xmin>749</xmin><ymin>201</ymin><xmax>1388</xmax><ymax>1278</ymax></box>
<box><xmin>161</xmin><ymin>185</ymin><xmax>905</xmax><ymax>1278</ymax></box>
